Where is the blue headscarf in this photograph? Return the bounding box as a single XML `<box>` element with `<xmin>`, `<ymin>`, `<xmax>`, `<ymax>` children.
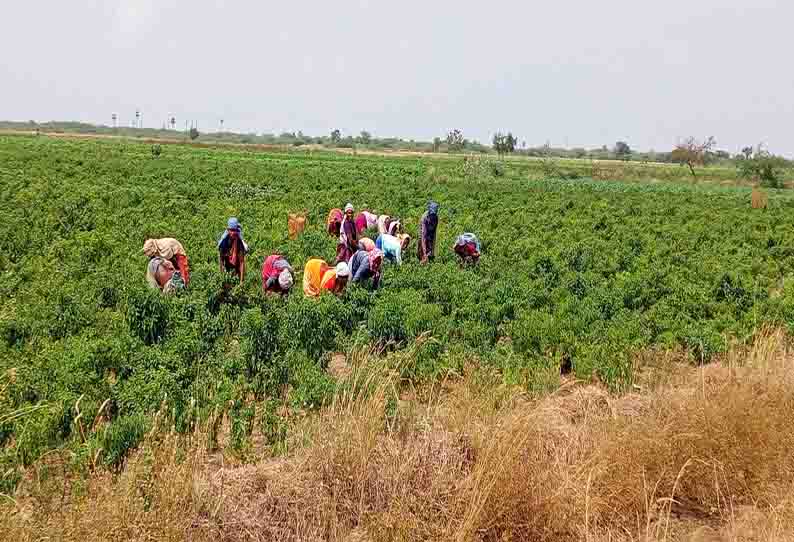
<box><xmin>218</xmin><ymin>217</ymin><xmax>247</xmax><ymax>249</ymax></box>
<box><xmin>428</xmin><ymin>201</ymin><xmax>439</xmax><ymax>215</ymax></box>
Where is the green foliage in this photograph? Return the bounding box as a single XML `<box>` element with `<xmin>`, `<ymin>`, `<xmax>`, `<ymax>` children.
<box><xmin>3</xmin><ymin>134</ymin><xmax>794</xmax><ymax>488</ymax></box>
<box><xmin>100</xmin><ymin>413</ymin><xmax>150</xmax><ymax>468</ymax></box>
<box><xmin>737</xmin><ymin>146</ymin><xmax>789</xmax><ymax>188</ymax></box>
<box><xmin>126</xmin><ymin>288</ymin><xmax>169</xmax><ymax>345</ymax></box>
<box><xmin>492</xmin><ymin>132</ymin><xmax>517</xmax><ymax>156</ymax></box>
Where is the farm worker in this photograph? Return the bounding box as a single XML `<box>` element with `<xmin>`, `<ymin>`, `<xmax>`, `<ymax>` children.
<box><xmin>453</xmin><ymin>233</ymin><xmax>481</xmax><ymax>265</ymax></box>
<box><xmin>303</xmin><ymin>259</ymin><xmax>350</xmax><ymax>297</ymax></box>
<box><xmin>418</xmin><ymin>201</ymin><xmax>440</xmax><ymax>264</ymax></box>
<box><xmin>354</xmin><ymin>210</ymin><xmax>378</xmax><ymax>235</ymax></box>
<box><xmin>375</xmin><ymin>233</ymin><xmax>411</xmax><ymax>265</ymax></box>
<box><xmin>358</xmin><ymin>237</ymin><xmax>376</xmax><ymax>252</ymax></box>
<box><xmin>377</xmin><ymin>215</ymin><xmax>401</xmax><ymax>236</ymax></box>
<box><xmin>261</xmin><ymin>254</ymin><xmax>294</xmax><ymax>295</ymax></box>
<box><xmin>335</xmin><ymin>203</ymin><xmax>358</xmax><ymax>264</ymax></box>
<box><xmin>349</xmin><ymin>249</ymin><xmax>383</xmax><ymax>289</ymax></box>
<box><xmin>142</xmin><ymin>237</ymin><xmax>190</xmax><ymax>287</ymax></box>
<box><xmin>146</xmin><ymin>257</ymin><xmax>185</xmax><ymax>295</ymax></box>
<box><xmin>326</xmin><ymin>208</ymin><xmax>343</xmax><ymax>237</ymax></box>
<box><xmin>218</xmin><ymin>217</ymin><xmax>248</xmax><ymax>281</ymax></box>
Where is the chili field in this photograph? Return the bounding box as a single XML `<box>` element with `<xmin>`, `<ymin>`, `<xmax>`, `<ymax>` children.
<box><xmin>2</xmin><ymin>134</ymin><xmax>794</xmax><ymax>490</ymax></box>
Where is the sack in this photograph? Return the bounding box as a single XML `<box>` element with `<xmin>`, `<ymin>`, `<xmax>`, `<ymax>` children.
<box><xmin>288</xmin><ymin>212</ymin><xmax>307</xmax><ymax>240</ymax></box>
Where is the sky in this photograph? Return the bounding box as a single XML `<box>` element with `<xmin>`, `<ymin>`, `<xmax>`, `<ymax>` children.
<box><xmin>1</xmin><ymin>0</ymin><xmax>793</xmax><ymax>155</ymax></box>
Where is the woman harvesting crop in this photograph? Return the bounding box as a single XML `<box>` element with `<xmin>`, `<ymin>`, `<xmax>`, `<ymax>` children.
<box><xmin>303</xmin><ymin>259</ymin><xmax>350</xmax><ymax>297</ymax></box>
<box><xmin>335</xmin><ymin>203</ymin><xmax>358</xmax><ymax>263</ymax></box>
<box><xmin>218</xmin><ymin>217</ymin><xmax>248</xmax><ymax>281</ymax></box>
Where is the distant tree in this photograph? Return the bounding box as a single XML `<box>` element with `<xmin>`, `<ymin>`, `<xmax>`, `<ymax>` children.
<box><xmin>446</xmin><ymin>129</ymin><xmax>465</xmax><ymax>152</ymax></box>
<box><xmin>358</xmin><ymin>131</ymin><xmax>372</xmax><ymax>145</ymax></box>
<box><xmin>737</xmin><ymin>143</ymin><xmax>788</xmax><ymax>188</ymax></box>
<box><xmin>492</xmin><ymin>132</ymin><xmax>518</xmax><ymax>156</ymax></box>
<box><xmin>189</xmin><ymin>127</ymin><xmax>199</xmax><ymax>140</ymax></box>
<box><xmin>432</xmin><ymin>137</ymin><xmax>442</xmax><ymax>153</ymax></box>
<box><xmin>614</xmin><ymin>141</ymin><xmax>631</xmax><ymax>160</ymax></box>
<box><xmin>671</xmin><ymin>136</ymin><xmax>716</xmax><ymax>178</ymax></box>
<box><xmin>330</xmin><ymin>129</ymin><xmax>342</xmax><ymax>144</ymax></box>
<box><xmin>170</xmin><ymin>117</ymin><xmax>176</xmax><ymax>130</ymax></box>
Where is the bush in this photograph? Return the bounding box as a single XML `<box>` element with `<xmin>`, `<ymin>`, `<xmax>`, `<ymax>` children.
<box><xmin>126</xmin><ymin>288</ymin><xmax>169</xmax><ymax>345</ymax></box>
<box><xmin>100</xmin><ymin>413</ymin><xmax>150</xmax><ymax>468</ymax></box>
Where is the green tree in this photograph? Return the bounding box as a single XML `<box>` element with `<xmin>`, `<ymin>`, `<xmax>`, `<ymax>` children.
<box><xmin>446</xmin><ymin>129</ymin><xmax>464</xmax><ymax>152</ymax></box>
<box><xmin>492</xmin><ymin>132</ymin><xmax>517</xmax><ymax>156</ymax></box>
<box><xmin>432</xmin><ymin>137</ymin><xmax>442</xmax><ymax>153</ymax></box>
<box><xmin>330</xmin><ymin>129</ymin><xmax>342</xmax><ymax>144</ymax></box>
<box><xmin>189</xmin><ymin>127</ymin><xmax>199</xmax><ymax>140</ymax></box>
<box><xmin>358</xmin><ymin>131</ymin><xmax>372</xmax><ymax>145</ymax></box>
<box><xmin>737</xmin><ymin>144</ymin><xmax>788</xmax><ymax>188</ymax></box>
<box><xmin>614</xmin><ymin>141</ymin><xmax>631</xmax><ymax>160</ymax></box>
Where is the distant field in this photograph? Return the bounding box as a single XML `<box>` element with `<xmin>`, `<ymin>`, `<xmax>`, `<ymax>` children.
<box><xmin>4</xmin><ymin>127</ymin><xmax>789</xmax><ymax>187</ymax></box>
<box><xmin>2</xmin><ymin>133</ymin><xmax>794</xmax><ymax>493</ymax></box>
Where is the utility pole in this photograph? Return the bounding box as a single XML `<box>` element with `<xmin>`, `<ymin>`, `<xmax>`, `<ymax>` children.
<box><xmin>111</xmin><ymin>113</ymin><xmax>117</xmax><ymax>128</ymax></box>
<box><xmin>135</xmin><ymin>110</ymin><xmax>140</xmax><ymax>129</ymax></box>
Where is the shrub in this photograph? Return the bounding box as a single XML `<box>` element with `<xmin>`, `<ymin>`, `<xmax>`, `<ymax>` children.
<box><xmin>126</xmin><ymin>288</ymin><xmax>169</xmax><ymax>345</ymax></box>
<box><xmin>100</xmin><ymin>413</ymin><xmax>150</xmax><ymax>468</ymax></box>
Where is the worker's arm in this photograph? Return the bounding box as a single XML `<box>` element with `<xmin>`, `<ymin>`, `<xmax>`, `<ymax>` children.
<box><xmin>218</xmin><ymin>252</ymin><xmax>225</xmax><ymax>273</ymax></box>
<box><xmin>239</xmin><ymin>254</ymin><xmax>246</xmax><ymax>283</ymax></box>
<box><xmin>372</xmin><ymin>272</ymin><xmax>380</xmax><ymax>290</ymax></box>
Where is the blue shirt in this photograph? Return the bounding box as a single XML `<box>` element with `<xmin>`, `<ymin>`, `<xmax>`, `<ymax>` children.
<box><xmin>376</xmin><ymin>234</ymin><xmax>403</xmax><ymax>265</ymax></box>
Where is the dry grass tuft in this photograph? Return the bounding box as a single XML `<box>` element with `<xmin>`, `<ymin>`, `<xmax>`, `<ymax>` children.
<box><xmin>4</xmin><ymin>331</ymin><xmax>794</xmax><ymax>541</ymax></box>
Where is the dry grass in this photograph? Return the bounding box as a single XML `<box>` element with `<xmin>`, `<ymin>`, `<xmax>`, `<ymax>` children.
<box><xmin>4</xmin><ymin>329</ymin><xmax>794</xmax><ymax>541</ymax></box>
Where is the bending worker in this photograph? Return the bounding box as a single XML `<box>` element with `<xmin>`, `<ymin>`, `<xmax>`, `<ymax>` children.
<box><xmin>453</xmin><ymin>233</ymin><xmax>481</xmax><ymax>265</ymax></box>
<box><xmin>355</xmin><ymin>210</ymin><xmax>379</xmax><ymax>235</ymax></box>
<box><xmin>376</xmin><ymin>233</ymin><xmax>410</xmax><ymax>265</ymax></box>
<box><xmin>326</xmin><ymin>208</ymin><xmax>343</xmax><ymax>237</ymax></box>
<box><xmin>146</xmin><ymin>257</ymin><xmax>185</xmax><ymax>295</ymax></box>
<box><xmin>358</xmin><ymin>237</ymin><xmax>376</xmax><ymax>252</ymax></box>
<box><xmin>349</xmin><ymin>249</ymin><xmax>383</xmax><ymax>289</ymax></box>
<box><xmin>303</xmin><ymin>259</ymin><xmax>350</xmax><ymax>297</ymax></box>
<box><xmin>377</xmin><ymin>214</ymin><xmax>401</xmax><ymax>236</ymax></box>
<box><xmin>336</xmin><ymin>203</ymin><xmax>358</xmax><ymax>263</ymax></box>
<box><xmin>143</xmin><ymin>237</ymin><xmax>190</xmax><ymax>287</ymax></box>
<box><xmin>261</xmin><ymin>254</ymin><xmax>295</xmax><ymax>295</ymax></box>
<box><xmin>218</xmin><ymin>217</ymin><xmax>248</xmax><ymax>281</ymax></box>
<box><xmin>418</xmin><ymin>201</ymin><xmax>439</xmax><ymax>264</ymax></box>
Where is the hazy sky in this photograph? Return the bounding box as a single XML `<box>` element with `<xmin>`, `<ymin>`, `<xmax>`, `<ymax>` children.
<box><xmin>2</xmin><ymin>0</ymin><xmax>793</xmax><ymax>155</ymax></box>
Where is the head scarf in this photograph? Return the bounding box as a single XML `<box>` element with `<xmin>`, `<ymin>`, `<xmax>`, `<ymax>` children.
<box><xmin>335</xmin><ymin>262</ymin><xmax>350</xmax><ymax>278</ymax></box>
<box><xmin>399</xmin><ymin>233</ymin><xmax>411</xmax><ymax>249</ymax></box>
<box><xmin>388</xmin><ymin>220</ymin><xmax>401</xmax><ymax>236</ymax></box>
<box><xmin>344</xmin><ymin>203</ymin><xmax>354</xmax><ymax>213</ymax></box>
<box><xmin>278</xmin><ymin>269</ymin><xmax>294</xmax><ymax>290</ymax></box>
<box><xmin>218</xmin><ymin>218</ymin><xmax>247</xmax><ymax>249</ymax></box>
<box><xmin>428</xmin><ymin>201</ymin><xmax>439</xmax><ymax>215</ymax></box>
<box><xmin>368</xmin><ymin>249</ymin><xmax>384</xmax><ymax>272</ymax></box>
<box><xmin>143</xmin><ymin>239</ymin><xmax>158</xmax><ymax>258</ymax></box>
